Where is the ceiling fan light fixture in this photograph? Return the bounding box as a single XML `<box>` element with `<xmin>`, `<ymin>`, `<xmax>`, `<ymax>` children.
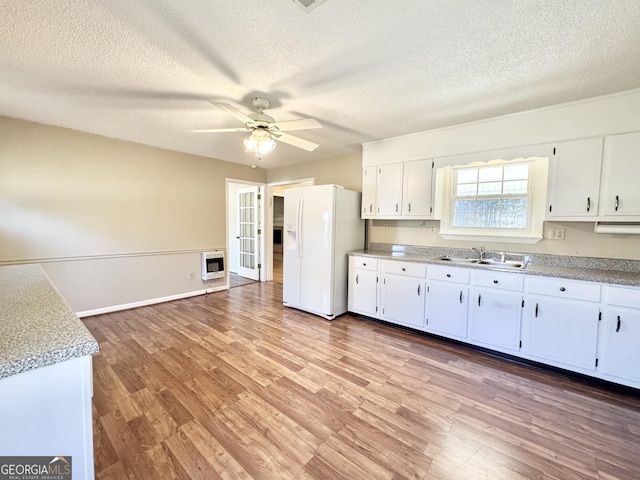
<box><xmin>243</xmin><ymin>128</ymin><xmax>276</xmax><ymax>158</ymax></box>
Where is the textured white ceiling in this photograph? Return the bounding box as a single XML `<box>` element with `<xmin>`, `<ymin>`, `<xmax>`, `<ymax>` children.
<box><xmin>1</xmin><ymin>0</ymin><xmax>640</xmax><ymax>168</ymax></box>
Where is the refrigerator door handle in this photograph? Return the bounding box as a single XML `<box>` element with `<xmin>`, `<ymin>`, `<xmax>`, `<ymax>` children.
<box><xmin>297</xmin><ymin>195</ymin><xmax>304</xmax><ymax>259</ymax></box>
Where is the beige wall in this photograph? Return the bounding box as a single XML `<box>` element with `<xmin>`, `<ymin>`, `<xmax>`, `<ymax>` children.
<box><xmin>267</xmin><ymin>153</ymin><xmax>362</xmax><ymax>191</ymax></box>
<box><xmin>0</xmin><ymin>117</ymin><xmax>266</xmax><ymax>312</ymax></box>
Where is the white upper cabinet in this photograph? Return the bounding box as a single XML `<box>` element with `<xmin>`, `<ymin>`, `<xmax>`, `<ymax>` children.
<box><xmin>376</xmin><ymin>163</ymin><xmax>404</xmax><ymax>217</ymax></box>
<box><xmin>361</xmin><ymin>159</ymin><xmax>434</xmax><ymax>220</ymax></box>
<box><xmin>546</xmin><ymin>137</ymin><xmax>603</xmax><ymax>220</ymax></box>
<box><xmin>403</xmin><ymin>159</ymin><xmax>434</xmax><ymax>217</ymax></box>
<box><xmin>361</xmin><ymin>166</ymin><xmax>377</xmax><ymax>218</ymax></box>
<box><xmin>600</xmin><ymin>132</ymin><xmax>640</xmax><ymax>218</ymax></box>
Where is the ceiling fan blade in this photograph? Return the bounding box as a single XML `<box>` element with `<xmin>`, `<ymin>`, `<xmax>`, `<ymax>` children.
<box><xmin>191</xmin><ymin>127</ymin><xmax>251</xmax><ymax>133</ymax></box>
<box><xmin>273</xmin><ymin>118</ymin><xmax>322</xmax><ymax>132</ymax></box>
<box><xmin>210</xmin><ymin>102</ymin><xmax>253</xmax><ymax>124</ymax></box>
<box><xmin>275</xmin><ymin>132</ymin><xmax>319</xmax><ymax>152</ymax></box>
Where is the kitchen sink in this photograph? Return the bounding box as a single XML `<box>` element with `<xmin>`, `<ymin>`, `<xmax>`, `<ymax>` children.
<box><xmin>434</xmin><ymin>256</ymin><xmax>528</xmax><ymax>269</ymax></box>
<box><xmin>477</xmin><ymin>259</ymin><xmax>526</xmax><ymax>269</ymax></box>
<box><xmin>435</xmin><ymin>256</ymin><xmax>479</xmax><ymax>264</ymax></box>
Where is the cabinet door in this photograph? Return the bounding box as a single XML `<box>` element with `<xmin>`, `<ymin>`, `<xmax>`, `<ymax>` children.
<box><xmin>381</xmin><ymin>275</ymin><xmax>425</xmax><ymax>329</ymax></box>
<box><xmin>469</xmin><ymin>289</ymin><xmax>522</xmax><ymax>353</ymax></box>
<box><xmin>523</xmin><ymin>296</ymin><xmax>599</xmax><ymax>372</ymax></box>
<box><xmin>601</xmin><ymin>308</ymin><xmax>640</xmax><ymax>386</ymax></box>
<box><xmin>601</xmin><ymin>132</ymin><xmax>640</xmax><ymax>217</ymax></box>
<box><xmin>547</xmin><ymin>138</ymin><xmax>602</xmax><ymax>219</ymax></box>
<box><xmin>376</xmin><ymin>163</ymin><xmax>403</xmax><ymax>217</ymax></box>
<box><xmin>426</xmin><ymin>282</ymin><xmax>468</xmax><ymax>340</ymax></box>
<box><xmin>349</xmin><ymin>268</ymin><xmax>378</xmax><ymax>317</ymax></box>
<box><xmin>403</xmin><ymin>159</ymin><xmax>433</xmax><ymax>218</ymax></box>
<box><xmin>361</xmin><ymin>166</ymin><xmax>377</xmax><ymax>218</ymax></box>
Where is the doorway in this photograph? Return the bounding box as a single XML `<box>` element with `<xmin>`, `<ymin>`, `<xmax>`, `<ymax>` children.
<box><xmin>227</xmin><ymin>180</ymin><xmax>266</xmax><ymax>288</ymax></box>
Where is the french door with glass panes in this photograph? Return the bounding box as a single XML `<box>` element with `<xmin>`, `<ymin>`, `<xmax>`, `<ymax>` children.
<box><xmin>237</xmin><ymin>186</ymin><xmax>260</xmax><ymax>280</ymax></box>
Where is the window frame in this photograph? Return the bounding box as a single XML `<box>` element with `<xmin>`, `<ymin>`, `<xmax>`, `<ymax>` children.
<box><xmin>436</xmin><ymin>157</ymin><xmax>548</xmax><ymax>244</ymax></box>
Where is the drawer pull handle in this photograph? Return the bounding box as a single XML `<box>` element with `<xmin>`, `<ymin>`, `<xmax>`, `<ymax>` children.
<box><xmin>559</xmin><ymin>287</ymin><xmax>566</xmax><ymax>292</ymax></box>
<box><xmin>478</xmin><ymin>294</ymin><xmax>481</xmax><ymax>307</ymax></box>
<box><xmin>615</xmin><ymin>195</ymin><xmax>619</xmax><ymax>212</ymax></box>
<box><xmin>616</xmin><ymin>315</ymin><xmax>621</xmax><ymax>333</ymax></box>
<box><xmin>417</xmin><ymin>284</ymin><xmax>421</xmax><ymax>295</ymax></box>
<box><xmin>356</xmin><ymin>274</ymin><xmax>359</xmax><ymax>284</ymax></box>
<box><xmin>535</xmin><ymin>303</ymin><xmax>539</xmax><ymax>317</ymax></box>
<box><xmin>395</xmin><ymin>203</ymin><xmax>399</xmax><ymax>212</ymax></box>
<box><xmin>408</xmin><ymin>202</ymin><xmax>411</xmax><ymax>212</ymax></box>
<box><xmin>369</xmin><ymin>203</ymin><xmax>373</xmax><ymax>213</ymax></box>
<box><xmin>446</xmin><ymin>273</ymin><xmax>451</xmax><ymax>278</ymax></box>
<box><xmin>493</xmin><ymin>279</ymin><xmax>498</xmax><ymax>284</ymax></box>
<box><xmin>586</xmin><ymin>197</ymin><xmax>590</xmax><ymax>212</ymax></box>
<box><xmin>459</xmin><ymin>291</ymin><xmax>463</xmax><ymax>303</ymax></box>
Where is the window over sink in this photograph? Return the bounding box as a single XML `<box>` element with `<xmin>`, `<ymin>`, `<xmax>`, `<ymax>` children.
<box><xmin>436</xmin><ymin>156</ymin><xmax>548</xmax><ymax>243</ymax></box>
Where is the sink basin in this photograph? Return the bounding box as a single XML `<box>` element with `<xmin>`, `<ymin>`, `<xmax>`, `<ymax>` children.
<box><xmin>435</xmin><ymin>256</ymin><xmax>479</xmax><ymax>264</ymax></box>
<box><xmin>477</xmin><ymin>259</ymin><xmax>526</xmax><ymax>269</ymax></box>
<box><xmin>434</xmin><ymin>256</ymin><xmax>528</xmax><ymax>269</ymax></box>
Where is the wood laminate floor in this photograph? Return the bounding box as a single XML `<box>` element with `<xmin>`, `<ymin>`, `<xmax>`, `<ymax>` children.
<box><xmin>84</xmin><ymin>281</ymin><xmax>640</xmax><ymax>479</ymax></box>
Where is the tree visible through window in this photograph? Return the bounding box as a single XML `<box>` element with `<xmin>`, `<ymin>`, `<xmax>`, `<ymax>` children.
<box><xmin>452</xmin><ymin>163</ymin><xmax>530</xmax><ymax>229</ymax></box>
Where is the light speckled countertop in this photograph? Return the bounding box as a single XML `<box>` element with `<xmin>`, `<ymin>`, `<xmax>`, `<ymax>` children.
<box><xmin>350</xmin><ymin>244</ymin><xmax>640</xmax><ymax>287</ymax></box>
<box><xmin>0</xmin><ymin>264</ymin><xmax>99</xmax><ymax>380</ymax></box>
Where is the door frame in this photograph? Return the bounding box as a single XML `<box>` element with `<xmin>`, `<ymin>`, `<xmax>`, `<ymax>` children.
<box><xmin>226</xmin><ymin>178</ymin><xmax>267</xmax><ymax>282</ymax></box>
<box><xmin>265</xmin><ymin>178</ymin><xmax>315</xmax><ymax>281</ymax></box>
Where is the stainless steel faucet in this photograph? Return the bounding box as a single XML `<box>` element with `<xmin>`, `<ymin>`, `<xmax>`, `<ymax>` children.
<box><xmin>471</xmin><ymin>245</ymin><xmax>486</xmax><ymax>260</ymax></box>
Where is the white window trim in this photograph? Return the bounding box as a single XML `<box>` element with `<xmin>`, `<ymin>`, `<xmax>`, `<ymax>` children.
<box><xmin>436</xmin><ymin>157</ymin><xmax>548</xmax><ymax>244</ymax></box>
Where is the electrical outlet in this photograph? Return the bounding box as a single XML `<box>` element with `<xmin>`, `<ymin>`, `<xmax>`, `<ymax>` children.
<box><xmin>189</xmin><ymin>271</ymin><xmax>195</xmax><ymax>279</ymax></box>
<box><xmin>429</xmin><ymin>225</ymin><xmax>436</xmax><ymax>233</ymax></box>
<box><xmin>549</xmin><ymin>228</ymin><xmax>565</xmax><ymax>240</ymax></box>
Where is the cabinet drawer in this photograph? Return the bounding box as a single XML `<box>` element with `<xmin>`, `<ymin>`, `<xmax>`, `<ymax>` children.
<box><xmin>607</xmin><ymin>285</ymin><xmax>640</xmax><ymax>308</ymax></box>
<box><xmin>527</xmin><ymin>277</ymin><xmax>601</xmax><ymax>302</ymax></box>
<box><xmin>383</xmin><ymin>260</ymin><xmax>426</xmax><ymax>278</ymax></box>
<box><xmin>472</xmin><ymin>271</ymin><xmax>524</xmax><ymax>291</ymax></box>
<box><xmin>352</xmin><ymin>257</ymin><xmax>378</xmax><ymax>272</ymax></box>
<box><xmin>427</xmin><ymin>265</ymin><xmax>470</xmax><ymax>284</ymax></box>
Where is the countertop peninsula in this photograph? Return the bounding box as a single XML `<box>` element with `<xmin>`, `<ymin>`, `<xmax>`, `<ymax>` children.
<box><xmin>0</xmin><ymin>264</ymin><xmax>99</xmax><ymax>379</ymax></box>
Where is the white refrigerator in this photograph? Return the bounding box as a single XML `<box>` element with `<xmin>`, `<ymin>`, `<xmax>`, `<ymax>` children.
<box><xmin>283</xmin><ymin>185</ymin><xmax>364</xmax><ymax>320</ymax></box>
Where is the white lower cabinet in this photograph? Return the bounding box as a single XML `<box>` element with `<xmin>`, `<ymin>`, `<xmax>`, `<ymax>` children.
<box><xmin>348</xmin><ymin>256</ymin><xmax>379</xmax><ymax>317</ymax></box>
<box><xmin>601</xmin><ymin>286</ymin><xmax>640</xmax><ymax>388</ymax></box>
<box><xmin>469</xmin><ymin>271</ymin><xmax>524</xmax><ymax>354</ymax></box>
<box><xmin>347</xmin><ymin>255</ymin><xmax>640</xmax><ymax>390</ymax></box>
<box><xmin>380</xmin><ymin>261</ymin><xmax>426</xmax><ymax>329</ymax></box>
<box><xmin>425</xmin><ymin>265</ymin><xmax>469</xmax><ymax>340</ymax></box>
<box><xmin>523</xmin><ymin>277</ymin><xmax>601</xmax><ymax>373</ymax></box>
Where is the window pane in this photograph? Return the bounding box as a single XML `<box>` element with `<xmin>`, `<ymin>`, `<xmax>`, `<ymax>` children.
<box><xmin>478</xmin><ymin>166</ymin><xmax>503</xmax><ymax>182</ymax></box>
<box><xmin>453</xmin><ymin>200</ymin><xmax>476</xmax><ymax>227</ymax></box>
<box><xmin>503</xmin><ymin>180</ymin><xmax>528</xmax><ymax>194</ymax></box>
<box><xmin>504</xmin><ymin>164</ymin><xmax>529</xmax><ymax>180</ymax></box>
<box><xmin>477</xmin><ymin>199</ymin><xmax>500</xmax><ymax>227</ymax></box>
<box><xmin>477</xmin><ymin>182</ymin><xmax>502</xmax><ymax>196</ymax></box>
<box><xmin>457</xmin><ymin>168</ymin><xmax>477</xmax><ymax>183</ymax></box>
<box><xmin>456</xmin><ymin>183</ymin><xmax>477</xmax><ymax>196</ymax></box>
<box><xmin>499</xmin><ymin>198</ymin><xmax>528</xmax><ymax>228</ymax></box>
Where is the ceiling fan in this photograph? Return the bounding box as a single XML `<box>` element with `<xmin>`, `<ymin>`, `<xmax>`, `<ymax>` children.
<box><xmin>192</xmin><ymin>97</ymin><xmax>322</xmax><ymax>159</ymax></box>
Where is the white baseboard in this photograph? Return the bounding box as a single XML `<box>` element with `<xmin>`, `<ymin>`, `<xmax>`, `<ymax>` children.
<box><xmin>76</xmin><ymin>285</ymin><xmax>229</xmax><ymax>318</ymax></box>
